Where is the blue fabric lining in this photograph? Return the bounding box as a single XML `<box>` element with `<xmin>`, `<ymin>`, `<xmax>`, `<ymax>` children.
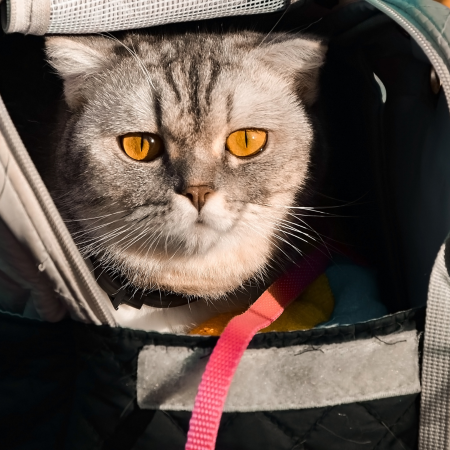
<box><xmin>317</xmin><ymin>257</ymin><xmax>388</xmax><ymax>328</ymax></box>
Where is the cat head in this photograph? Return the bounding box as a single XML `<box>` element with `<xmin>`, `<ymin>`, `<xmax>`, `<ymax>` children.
<box><xmin>45</xmin><ymin>30</ymin><xmax>326</xmax><ymax>299</ymax></box>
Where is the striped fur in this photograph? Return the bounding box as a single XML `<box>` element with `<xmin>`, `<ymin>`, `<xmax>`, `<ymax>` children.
<box><xmin>45</xmin><ymin>29</ymin><xmax>326</xmax><ymax>306</ymax></box>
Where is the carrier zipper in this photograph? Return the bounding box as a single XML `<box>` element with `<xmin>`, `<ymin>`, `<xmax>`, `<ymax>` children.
<box><xmin>366</xmin><ymin>0</ymin><xmax>450</xmax><ymax>105</ymax></box>
<box><xmin>0</xmin><ymin>97</ymin><xmax>116</xmax><ymax>326</ymax></box>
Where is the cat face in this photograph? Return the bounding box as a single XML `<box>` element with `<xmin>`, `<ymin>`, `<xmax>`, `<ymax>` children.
<box><xmin>46</xmin><ymin>31</ymin><xmax>326</xmax><ymax>299</ymax></box>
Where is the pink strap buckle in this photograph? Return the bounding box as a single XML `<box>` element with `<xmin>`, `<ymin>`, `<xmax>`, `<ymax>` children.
<box><xmin>186</xmin><ymin>248</ymin><xmax>330</xmax><ymax>450</ymax></box>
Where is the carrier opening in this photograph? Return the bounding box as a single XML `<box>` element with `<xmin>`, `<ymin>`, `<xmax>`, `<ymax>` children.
<box><xmin>0</xmin><ymin>0</ymin><xmax>448</xmax><ymax>333</ymax></box>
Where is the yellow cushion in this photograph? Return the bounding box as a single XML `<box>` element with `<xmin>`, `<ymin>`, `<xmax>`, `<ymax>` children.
<box><xmin>189</xmin><ymin>273</ymin><xmax>334</xmax><ymax>336</ymax></box>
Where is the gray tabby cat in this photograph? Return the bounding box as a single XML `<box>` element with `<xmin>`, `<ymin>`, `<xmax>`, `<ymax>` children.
<box><xmin>45</xmin><ymin>30</ymin><xmax>326</xmax><ymax>331</ymax></box>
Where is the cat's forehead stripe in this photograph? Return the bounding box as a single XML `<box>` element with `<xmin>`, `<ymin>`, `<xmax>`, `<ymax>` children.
<box><xmin>162</xmin><ymin>59</ymin><xmax>182</xmax><ymax>103</ymax></box>
<box><xmin>153</xmin><ymin>94</ymin><xmax>163</xmax><ymax>130</ymax></box>
<box><xmin>141</xmin><ymin>41</ymin><xmax>231</xmax><ymax>133</ymax></box>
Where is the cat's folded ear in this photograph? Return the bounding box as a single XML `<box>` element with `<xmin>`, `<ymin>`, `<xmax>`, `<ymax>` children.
<box><xmin>256</xmin><ymin>36</ymin><xmax>327</xmax><ymax>106</ymax></box>
<box><xmin>46</xmin><ymin>36</ymin><xmax>114</xmax><ymax>109</ymax></box>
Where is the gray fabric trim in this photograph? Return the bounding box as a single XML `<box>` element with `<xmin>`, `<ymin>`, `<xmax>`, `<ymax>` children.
<box><xmin>137</xmin><ymin>330</ymin><xmax>421</xmax><ymax>412</ymax></box>
<box><xmin>4</xmin><ymin>0</ymin><xmax>33</xmax><ymax>33</ymax></box>
<box><xmin>2</xmin><ymin>0</ymin><xmax>25</xmax><ymax>33</ymax></box>
<box><xmin>0</xmin><ymin>103</ymin><xmax>116</xmax><ymax>324</ymax></box>
<box><xmin>1</xmin><ymin>0</ymin><xmax>50</xmax><ymax>34</ymax></box>
<box><xmin>444</xmin><ymin>237</ymin><xmax>450</xmax><ymax>279</ymax></box>
<box><xmin>419</xmin><ymin>243</ymin><xmax>450</xmax><ymax>450</ymax></box>
<box><xmin>0</xmin><ymin>0</ymin><xmax>12</xmax><ymax>32</ymax></box>
<box><xmin>28</xmin><ymin>0</ymin><xmax>50</xmax><ymax>35</ymax></box>
<box><xmin>383</xmin><ymin>0</ymin><xmax>450</xmax><ymax>66</ymax></box>
<box><xmin>0</xmin><ymin>95</ymin><xmax>116</xmax><ymax>325</ymax></box>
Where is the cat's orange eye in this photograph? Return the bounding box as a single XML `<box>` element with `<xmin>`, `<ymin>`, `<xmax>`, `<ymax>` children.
<box><xmin>226</xmin><ymin>129</ymin><xmax>267</xmax><ymax>158</ymax></box>
<box><xmin>120</xmin><ymin>133</ymin><xmax>164</xmax><ymax>161</ymax></box>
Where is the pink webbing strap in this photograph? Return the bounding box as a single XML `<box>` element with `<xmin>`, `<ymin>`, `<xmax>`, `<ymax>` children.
<box><xmin>185</xmin><ymin>248</ymin><xmax>330</xmax><ymax>450</ymax></box>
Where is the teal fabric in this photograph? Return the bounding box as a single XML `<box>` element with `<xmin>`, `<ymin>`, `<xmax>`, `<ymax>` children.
<box><xmin>366</xmin><ymin>0</ymin><xmax>450</xmax><ymax>65</ymax></box>
<box><xmin>318</xmin><ymin>258</ymin><xmax>388</xmax><ymax>327</ymax></box>
<box><xmin>362</xmin><ymin>0</ymin><xmax>450</xmax><ymax>306</ymax></box>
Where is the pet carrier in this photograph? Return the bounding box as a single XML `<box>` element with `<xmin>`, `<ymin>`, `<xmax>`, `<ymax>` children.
<box><xmin>0</xmin><ymin>0</ymin><xmax>449</xmax><ymax>448</ymax></box>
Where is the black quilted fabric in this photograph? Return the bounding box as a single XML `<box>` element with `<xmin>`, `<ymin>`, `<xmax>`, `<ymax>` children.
<box><xmin>127</xmin><ymin>395</ymin><xmax>419</xmax><ymax>450</ymax></box>
<box><xmin>0</xmin><ymin>310</ymin><xmax>421</xmax><ymax>450</ymax></box>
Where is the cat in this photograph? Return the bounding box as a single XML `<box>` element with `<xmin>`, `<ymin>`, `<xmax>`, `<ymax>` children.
<box><xmin>44</xmin><ymin>28</ymin><xmax>327</xmax><ymax>332</ymax></box>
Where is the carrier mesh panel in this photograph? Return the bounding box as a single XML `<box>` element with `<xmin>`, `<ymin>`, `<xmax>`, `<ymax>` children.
<box><xmin>47</xmin><ymin>0</ymin><xmax>288</xmax><ymax>34</ymax></box>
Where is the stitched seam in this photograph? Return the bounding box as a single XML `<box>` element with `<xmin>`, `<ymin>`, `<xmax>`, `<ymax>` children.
<box><xmin>80</xmin><ymin>339</ymin><xmax>135</xmax><ymax>442</ymax></box>
<box><xmin>379</xmin><ymin>400</ymin><xmax>417</xmax><ymax>450</ymax></box>
<box><xmin>358</xmin><ymin>400</ymin><xmax>417</xmax><ymax>450</ymax></box>
<box><xmin>300</xmin><ymin>407</ymin><xmax>333</xmax><ymax>445</ymax></box>
<box><xmin>161</xmin><ymin>411</ymin><xmax>187</xmax><ymax>437</ymax></box>
<box><xmin>71</xmin><ymin>309</ymin><xmax>417</xmax><ymax>350</ymax></box>
<box><xmin>219</xmin><ymin>412</ymin><xmax>240</xmax><ymax>434</ymax></box>
<box><xmin>80</xmin><ymin>415</ymin><xmax>103</xmax><ymax>448</ymax></box>
<box><xmin>254</xmin><ymin>408</ymin><xmax>333</xmax><ymax>446</ymax></box>
<box><xmin>261</xmin><ymin>411</ymin><xmax>305</xmax><ymax>445</ymax></box>
<box><xmin>249</xmin><ymin>316</ymin><xmax>412</xmax><ymax>349</ymax></box>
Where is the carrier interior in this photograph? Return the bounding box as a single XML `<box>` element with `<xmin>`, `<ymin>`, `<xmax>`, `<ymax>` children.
<box><xmin>0</xmin><ymin>0</ymin><xmax>448</xmax><ymax>328</ymax></box>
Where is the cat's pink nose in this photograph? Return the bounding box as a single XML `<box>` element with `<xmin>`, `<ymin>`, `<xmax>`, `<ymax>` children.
<box><xmin>182</xmin><ymin>185</ymin><xmax>214</xmax><ymax>212</ymax></box>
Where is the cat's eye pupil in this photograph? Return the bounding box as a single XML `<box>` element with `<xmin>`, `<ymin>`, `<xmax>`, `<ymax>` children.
<box><xmin>121</xmin><ymin>132</ymin><xmax>163</xmax><ymax>162</ymax></box>
<box><xmin>226</xmin><ymin>129</ymin><xmax>267</xmax><ymax>158</ymax></box>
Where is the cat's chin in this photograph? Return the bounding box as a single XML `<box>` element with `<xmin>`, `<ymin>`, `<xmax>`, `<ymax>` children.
<box><xmin>99</xmin><ymin>224</ymin><xmax>274</xmax><ymax>299</ymax></box>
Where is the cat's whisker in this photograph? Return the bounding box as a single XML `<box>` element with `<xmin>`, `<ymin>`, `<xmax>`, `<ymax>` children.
<box><xmin>310</xmin><ymin>191</ymin><xmax>369</xmax><ymax>206</ymax></box>
<box><xmin>164</xmin><ymin>232</ymin><xmax>172</xmax><ymax>256</ymax></box>
<box><xmin>275</xmin><ymin>217</ymin><xmax>332</xmax><ymax>255</ymax></box>
<box><xmin>118</xmin><ymin>223</ymin><xmax>161</xmax><ymax>254</ymax></box>
<box><xmin>264</xmin><ymin>221</ymin><xmax>312</xmax><ymax>248</ymax></box>
<box><xmin>241</xmin><ymin>221</ymin><xmax>298</xmax><ymax>266</ymax></box>
<box><xmin>107</xmin><ymin>222</ymin><xmax>155</xmax><ymax>256</ymax></box>
<box><xmin>271</xmin><ymin>227</ymin><xmax>332</xmax><ymax>260</ymax></box>
<box><xmin>257</xmin><ymin>213</ymin><xmax>331</xmax><ymax>256</ymax></box>
<box><xmin>281</xmin><ymin>214</ymin><xmax>327</xmax><ymax>241</ymax></box>
<box><xmin>265</xmin><ymin>202</ymin><xmax>348</xmax><ymax>210</ymax></box>
<box><xmin>135</xmin><ymin>225</ymin><xmax>164</xmax><ymax>255</ymax></box>
<box><xmin>265</xmin><ymin>203</ymin><xmax>355</xmax><ymax>220</ymax></box>
<box><xmin>63</xmin><ymin>209</ymin><xmax>128</xmax><ymax>222</ymax></box>
<box><xmin>166</xmin><ymin>242</ymin><xmax>182</xmax><ymax>262</ymax></box>
<box><xmin>283</xmin><ymin>219</ymin><xmax>334</xmax><ymax>257</ymax></box>
<box><xmin>265</xmin><ymin>18</ymin><xmax>324</xmax><ymax>44</ymax></box>
<box><xmin>77</xmin><ymin>225</ymin><xmax>147</xmax><ymax>257</ymax></box>
<box><xmin>140</xmin><ymin>231</ymin><xmax>164</xmax><ymax>257</ymax></box>
<box><xmin>115</xmin><ymin>231</ymin><xmax>148</xmax><ymax>256</ymax></box>
<box><xmin>165</xmin><ymin>235</ymin><xmax>187</xmax><ymax>262</ymax></box>
<box><xmin>75</xmin><ymin>224</ymin><xmax>130</xmax><ymax>247</ymax></box>
<box><xmin>76</xmin><ymin>232</ymin><xmax>127</xmax><ymax>253</ymax></box>
<box><xmin>142</xmin><ymin>229</ymin><xmax>164</xmax><ymax>261</ymax></box>
<box><xmin>271</xmin><ymin>234</ymin><xmax>304</xmax><ymax>256</ymax></box>
<box><xmin>268</xmin><ymin>215</ymin><xmax>320</xmax><ymax>236</ymax></box>
<box><xmin>257</xmin><ymin>4</ymin><xmax>292</xmax><ymax>47</ymax></box>
<box><xmin>275</xmin><ymin>223</ymin><xmax>321</xmax><ymax>244</ymax></box>
<box><xmin>263</xmin><ymin>204</ymin><xmax>335</xmax><ymax>215</ymax></box>
<box><xmin>134</xmin><ymin>231</ymin><xmax>158</xmax><ymax>259</ymax></box>
<box><xmin>70</xmin><ymin>217</ymin><xmax>131</xmax><ymax>238</ymax></box>
<box><xmin>259</xmin><ymin>211</ymin><xmax>322</xmax><ymax>239</ymax></box>
<box><xmin>279</xmin><ymin>225</ymin><xmax>324</xmax><ymax>245</ymax></box>
<box><xmin>284</xmin><ymin>212</ymin><xmax>332</xmax><ymax>247</ymax></box>
<box><xmin>99</xmin><ymin>32</ymin><xmax>157</xmax><ymax>94</ymax></box>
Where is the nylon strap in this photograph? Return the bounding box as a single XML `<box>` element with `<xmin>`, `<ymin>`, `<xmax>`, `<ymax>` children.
<box><xmin>185</xmin><ymin>248</ymin><xmax>330</xmax><ymax>450</ymax></box>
